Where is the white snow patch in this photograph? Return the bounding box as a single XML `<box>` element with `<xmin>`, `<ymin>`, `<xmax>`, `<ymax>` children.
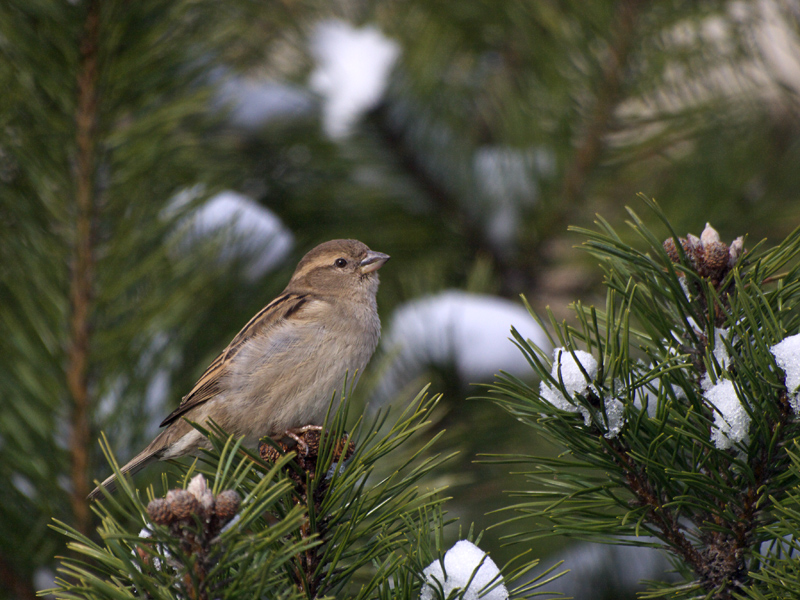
<box><xmin>326</xmin><ymin>452</ymin><xmax>354</xmax><ymax>481</ymax></box>
<box><xmin>168</xmin><ymin>188</ymin><xmax>294</xmax><ymax>281</ymax></box>
<box><xmin>704</xmin><ymin>379</ymin><xmax>749</xmax><ymax>450</ymax></box>
<box><xmin>541</xmin><ymin>349</ymin><xmax>625</xmax><ymax>435</ymax></box>
<box><xmin>544</xmin><ymin>539</ymin><xmax>678</xmax><ymax>598</ymax></box>
<box><xmin>136</xmin><ymin>527</ymin><xmax>167</xmax><ymax>572</ymax></box>
<box><xmin>374</xmin><ymin>291</ymin><xmax>550</xmax><ymax>404</ymax></box>
<box><xmin>771</xmin><ymin>333</ymin><xmax>800</xmax><ymax>413</ymax></box>
<box><xmin>420</xmin><ymin>540</ymin><xmax>508</xmax><ymax>600</ymax></box>
<box><xmin>12</xmin><ymin>473</ymin><xmax>36</xmax><ymax>499</ymax></box>
<box><xmin>604</xmin><ymin>397</ymin><xmax>625</xmax><ymax>439</ymax></box>
<box><xmin>539</xmin><ymin>348</ymin><xmax>598</xmax><ymax>423</ymax></box>
<box><xmin>680</xmin><ymin>278</ymin><xmax>692</xmax><ymax>300</ymax></box>
<box><xmin>217</xmin><ymin>77</ymin><xmax>313</xmax><ymax>129</ymax></box>
<box><xmin>702</xmin><ymin>327</ymin><xmax>732</xmax><ymax>391</ymax></box>
<box><xmin>712</xmin><ymin>328</ymin><xmax>731</xmax><ymax>369</ymax></box>
<box><xmin>632</xmin><ymin>381</ymin><xmax>659</xmax><ymax>418</ymax></box>
<box><xmin>309</xmin><ymin>20</ymin><xmax>400</xmax><ymax>139</ymax></box>
<box><xmin>34</xmin><ymin>568</ymin><xmax>56</xmax><ymax>595</ymax></box>
<box><xmin>220</xmin><ymin>513</ymin><xmax>241</xmax><ymax>535</ymax></box>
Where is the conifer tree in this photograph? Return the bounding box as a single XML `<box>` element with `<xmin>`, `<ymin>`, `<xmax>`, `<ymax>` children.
<box><xmin>0</xmin><ymin>1</ymin><xmax>265</xmax><ymax>595</ymax></box>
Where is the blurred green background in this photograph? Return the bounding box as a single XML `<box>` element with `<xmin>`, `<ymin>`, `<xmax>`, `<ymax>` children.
<box><xmin>2</xmin><ymin>0</ymin><xmax>800</xmax><ymax>598</ymax></box>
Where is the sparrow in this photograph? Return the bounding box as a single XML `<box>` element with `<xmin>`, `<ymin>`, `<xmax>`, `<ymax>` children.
<box><xmin>89</xmin><ymin>239</ymin><xmax>389</xmax><ymax>500</ymax></box>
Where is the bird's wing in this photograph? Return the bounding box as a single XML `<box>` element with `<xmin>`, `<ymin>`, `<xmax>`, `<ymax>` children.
<box><xmin>159</xmin><ymin>292</ymin><xmax>311</xmax><ymax>427</ymax></box>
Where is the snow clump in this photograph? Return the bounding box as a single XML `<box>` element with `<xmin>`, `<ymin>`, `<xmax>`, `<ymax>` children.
<box><xmin>309</xmin><ymin>20</ymin><xmax>400</xmax><ymax>139</ymax></box>
<box><xmin>373</xmin><ymin>291</ymin><xmax>550</xmax><ymax>405</ymax></box>
<box><xmin>167</xmin><ymin>188</ymin><xmax>294</xmax><ymax>281</ymax></box>
<box><xmin>420</xmin><ymin>540</ymin><xmax>508</xmax><ymax>600</ymax></box>
<box><xmin>603</xmin><ymin>397</ymin><xmax>626</xmax><ymax>439</ymax></box>
<box><xmin>539</xmin><ymin>348</ymin><xmax>596</xmax><ymax>424</ymax></box>
<box><xmin>703</xmin><ymin>379</ymin><xmax>750</xmax><ymax>450</ymax></box>
<box><xmin>701</xmin><ymin>328</ymin><xmax>731</xmax><ymax>391</ymax></box>
<box><xmin>540</xmin><ymin>348</ymin><xmax>627</xmax><ymax>436</ymax></box>
<box><xmin>771</xmin><ymin>333</ymin><xmax>800</xmax><ymax>413</ymax></box>
<box><xmin>539</xmin><ymin>348</ymin><xmax>598</xmax><ymax>415</ymax></box>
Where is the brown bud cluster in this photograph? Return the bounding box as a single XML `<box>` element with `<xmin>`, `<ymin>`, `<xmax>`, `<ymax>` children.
<box><xmin>146</xmin><ymin>474</ymin><xmax>240</xmax><ymax>536</ymax></box>
<box><xmin>259</xmin><ymin>428</ymin><xmax>355</xmax><ymax>494</ymax></box>
<box><xmin>663</xmin><ymin>223</ymin><xmax>744</xmax><ymax>287</ymax></box>
<box><xmin>140</xmin><ymin>475</ymin><xmax>241</xmax><ymax>594</ymax></box>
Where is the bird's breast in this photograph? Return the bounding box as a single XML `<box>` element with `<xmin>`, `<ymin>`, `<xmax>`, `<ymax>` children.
<box><xmin>217</xmin><ymin>299</ymin><xmax>380</xmax><ymax>441</ymax></box>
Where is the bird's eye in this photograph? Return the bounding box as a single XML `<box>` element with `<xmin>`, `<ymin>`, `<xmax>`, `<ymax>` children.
<box><xmin>335</xmin><ymin>258</ymin><xmax>348</xmax><ymax>268</ymax></box>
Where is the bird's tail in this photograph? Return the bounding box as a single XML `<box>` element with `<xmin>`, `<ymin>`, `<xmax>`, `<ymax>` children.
<box><xmin>87</xmin><ymin>443</ymin><xmax>160</xmax><ymax>501</ymax></box>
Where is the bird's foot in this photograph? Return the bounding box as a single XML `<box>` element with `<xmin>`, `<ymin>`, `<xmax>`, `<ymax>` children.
<box><xmin>283</xmin><ymin>425</ymin><xmax>324</xmax><ymax>455</ymax></box>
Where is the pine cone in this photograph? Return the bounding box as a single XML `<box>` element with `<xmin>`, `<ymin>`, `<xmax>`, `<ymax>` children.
<box><xmin>147</xmin><ymin>498</ymin><xmax>174</xmax><ymax>525</ymax></box>
<box><xmin>214</xmin><ymin>490</ymin><xmax>241</xmax><ymax>524</ymax></box>
<box><xmin>166</xmin><ymin>489</ymin><xmax>200</xmax><ymax>520</ymax></box>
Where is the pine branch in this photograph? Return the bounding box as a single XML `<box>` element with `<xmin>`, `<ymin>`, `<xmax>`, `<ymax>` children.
<box><xmin>606</xmin><ymin>438</ymin><xmax>706</xmax><ymax>571</ymax></box>
<box><xmin>368</xmin><ymin>104</ymin><xmax>534</xmax><ymax>295</ymax></box>
<box><xmin>68</xmin><ymin>0</ymin><xmax>100</xmax><ymax>538</ymax></box>
<box><xmin>560</xmin><ymin>0</ymin><xmax>642</xmax><ymax>207</ymax></box>
<box><xmin>49</xmin><ymin>390</ymin><xmax>463</xmax><ymax>600</ymax></box>
<box><xmin>368</xmin><ymin>105</ymin><xmax>492</xmax><ymax>264</ymax></box>
<box><xmin>486</xmin><ymin>202</ymin><xmax>800</xmax><ymax>598</ymax></box>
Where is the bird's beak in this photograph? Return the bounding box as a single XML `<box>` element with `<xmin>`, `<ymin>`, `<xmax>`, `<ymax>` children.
<box><xmin>360</xmin><ymin>250</ymin><xmax>390</xmax><ymax>274</ymax></box>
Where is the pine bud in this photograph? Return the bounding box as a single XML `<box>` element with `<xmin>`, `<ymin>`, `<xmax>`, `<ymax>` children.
<box><xmin>663</xmin><ymin>237</ymin><xmax>680</xmax><ymax>263</ymax></box>
<box><xmin>147</xmin><ymin>498</ymin><xmax>174</xmax><ymax>525</ymax></box>
<box><xmin>166</xmin><ymin>489</ymin><xmax>200</xmax><ymax>520</ymax></box>
<box><xmin>187</xmin><ymin>474</ymin><xmax>214</xmax><ymax>519</ymax></box>
<box><xmin>259</xmin><ymin>441</ymin><xmax>283</xmax><ymax>464</ymax></box>
<box><xmin>703</xmin><ymin>241</ymin><xmax>729</xmax><ymax>275</ymax></box>
<box><xmin>333</xmin><ymin>437</ymin><xmax>355</xmax><ymax>462</ymax></box>
<box><xmin>682</xmin><ymin>234</ymin><xmax>702</xmax><ymax>269</ymax></box>
<box><xmin>214</xmin><ymin>490</ymin><xmax>241</xmax><ymax>523</ymax></box>
<box><xmin>303</xmin><ymin>430</ymin><xmax>321</xmax><ymax>457</ymax></box>
<box><xmin>700</xmin><ymin>222</ymin><xmax>721</xmax><ymax>245</ymax></box>
<box><xmin>729</xmin><ymin>236</ymin><xmax>744</xmax><ymax>267</ymax></box>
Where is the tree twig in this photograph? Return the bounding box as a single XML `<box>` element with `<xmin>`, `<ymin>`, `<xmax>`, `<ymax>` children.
<box><xmin>559</xmin><ymin>0</ymin><xmax>642</xmax><ymax>207</ymax></box>
<box><xmin>68</xmin><ymin>0</ymin><xmax>100</xmax><ymax>537</ymax></box>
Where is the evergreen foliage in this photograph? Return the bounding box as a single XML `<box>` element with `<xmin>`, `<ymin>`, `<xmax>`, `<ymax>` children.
<box><xmin>4</xmin><ymin>0</ymin><xmax>800</xmax><ymax>597</ymax></box>
<box><xmin>0</xmin><ymin>0</ymin><xmax>266</xmax><ymax>593</ymax></box>
<box><xmin>46</xmin><ymin>391</ymin><xmax>551</xmax><ymax>600</ymax></box>
<box><xmin>487</xmin><ymin>198</ymin><xmax>800</xmax><ymax>599</ymax></box>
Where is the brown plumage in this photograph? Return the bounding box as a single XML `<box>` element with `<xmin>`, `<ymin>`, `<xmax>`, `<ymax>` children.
<box><xmin>89</xmin><ymin>239</ymin><xmax>389</xmax><ymax>500</ymax></box>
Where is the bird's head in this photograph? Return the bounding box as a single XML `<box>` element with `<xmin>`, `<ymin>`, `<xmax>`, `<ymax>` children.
<box><xmin>288</xmin><ymin>239</ymin><xmax>390</xmax><ymax>298</ymax></box>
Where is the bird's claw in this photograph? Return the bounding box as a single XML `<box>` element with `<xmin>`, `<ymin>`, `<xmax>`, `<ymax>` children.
<box><xmin>283</xmin><ymin>425</ymin><xmax>324</xmax><ymax>455</ymax></box>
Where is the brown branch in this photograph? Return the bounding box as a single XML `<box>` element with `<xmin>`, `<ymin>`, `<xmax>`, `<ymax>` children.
<box><xmin>609</xmin><ymin>442</ymin><xmax>706</xmax><ymax>571</ymax></box>
<box><xmin>559</xmin><ymin>0</ymin><xmax>642</xmax><ymax>207</ymax></box>
<box><xmin>0</xmin><ymin>552</ymin><xmax>36</xmax><ymax>600</ymax></box>
<box><xmin>367</xmin><ymin>105</ymin><xmax>535</xmax><ymax>295</ymax></box>
<box><xmin>68</xmin><ymin>0</ymin><xmax>100</xmax><ymax>537</ymax></box>
<box><xmin>608</xmin><ymin>384</ymin><xmax>795</xmax><ymax>599</ymax></box>
<box><xmin>367</xmin><ymin>106</ymin><xmax>492</xmax><ymax>258</ymax></box>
